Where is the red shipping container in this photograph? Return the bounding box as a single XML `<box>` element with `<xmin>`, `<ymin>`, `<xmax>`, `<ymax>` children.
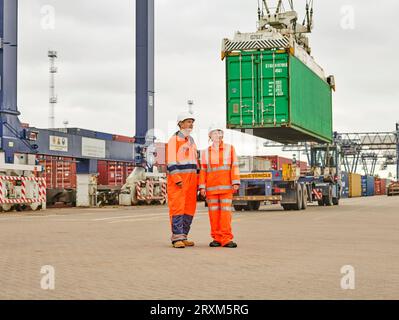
<box><xmin>125</xmin><ymin>163</ymin><xmax>135</xmax><ymax>180</ymax></box>
<box><xmin>381</xmin><ymin>179</ymin><xmax>387</xmax><ymax>195</ymax></box>
<box><xmin>98</xmin><ymin>161</ymin><xmax>135</xmax><ymax>186</ymax></box>
<box><xmin>98</xmin><ymin>161</ymin><xmax>122</xmax><ymax>186</ymax></box>
<box><xmin>260</xmin><ymin>155</ymin><xmax>308</xmax><ymax>171</ymax></box>
<box><xmin>155</xmin><ymin>142</ymin><xmax>167</xmax><ymax>166</ymax></box>
<box><xmin>36</xmin><ymin>155</ymin><xmax>76</xmax><ymax>189</ymax></box>
<box><xmin>374</xmin><ymin>178</ymin><xmax>387</xmax><ymax>195</ymax></box>
<box><xmin>97</xmin><ymin>160</ymin><xmax>108</xmax><ymax>185</ymax></box>
<box><xmin>156</xmin><ymin>164</ymin><xmax>167</xmax><ymax>174</ymax></box>
<box><xmin>374</xmin><ymin>179</ymin><xmax>381</xmax><ymax>195</ymax></box>
<box><xmin>112</xmin><ymin>135</ymin><xmax>135</xmax><ymax>143</ymax></box>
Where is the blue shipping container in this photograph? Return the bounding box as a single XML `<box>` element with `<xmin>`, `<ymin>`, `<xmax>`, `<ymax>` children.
<box><xmin>95</xmin><ymin>131</ymin><xmax>114</xmax><ymax>141</ymax></box>
<box><xmin>67</xmin><ymin>128</ymin><xmax>97</xmax><ymax>138</ymax></box>
<box><xmin>361</xmin><ymin>175</ymin><xmax>375</xmax><ymax>197</ymax></box>
<box><xmin>341</xmin><ymin>172</ymin><xmax>349</xmax><ymax>198</ymax></box>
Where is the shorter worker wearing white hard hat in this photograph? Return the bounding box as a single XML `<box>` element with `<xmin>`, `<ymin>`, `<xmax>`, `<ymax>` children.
<box><xmin>199</xmin><ymin>124</ymin><xmax>241</xmax><ymax>248</ymax></box>
<box><xmin>166</xmin><ymin>111</ymin><xmax>199</xmax><ymax>249</ymax></box>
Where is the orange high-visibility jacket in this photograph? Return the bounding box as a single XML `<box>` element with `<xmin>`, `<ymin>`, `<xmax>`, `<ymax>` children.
<box><xmin>166</xmin><ymin>131</ymin><xmax>199</xmax><ymax>185</ymax></box>
<box><xmin>199</xmin><ymin>142</ymin><xmax>240</xmax><ymax>196</ymax></box>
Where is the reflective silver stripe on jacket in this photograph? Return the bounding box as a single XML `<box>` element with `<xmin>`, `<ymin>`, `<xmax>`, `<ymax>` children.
<box><xmin>220</xmin><ymin>206</ymin><xmax>233</xmax><ymax>211</ymax></box>
<box><xmin>198</xmin><ymin>184</ymin><xmax>206</xmax><ymax>189</ymax></box>
<box><xmin>220</xmin><ymin>199</ymin><xmax>232</xmax><ymax>204</ymax></box>
<box><xmin>207</xmin><ymin>165</ymin><xmax>231</xmax><ymax>173</ymax></box>
<box><xmin>168</xmin><ymin>169</ymin><xmax>197</xmax><ymax>175</ymax></box>
<box><xmin>207</xmin><ymin>199</ymin><xmax>219</xmax><ymax>204</ymax></box>
<box><xmin>232</xmin><ymin>180</ymin><xmax>241</xmax><ymax>185</ymax></box>
<box><xmin>206</xmin><ymin>185</ymin><xmax>233</xmax><ymax>192</ymax></box>
<box><xmin>209</xmin><ymin>206</ymin><xmax>220</xmax><ymax>211</ymax></box>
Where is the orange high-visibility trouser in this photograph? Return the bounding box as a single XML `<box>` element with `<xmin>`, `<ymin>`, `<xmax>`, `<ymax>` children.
<box><xmin>167</xmin><ymin>173</ymin><xmax>198</xmax><ymax>243</ymax></box>
<box><xmin>207</xmin><ymin>193</ymin><xmax>233</xmax><ymax>246</ymax></box>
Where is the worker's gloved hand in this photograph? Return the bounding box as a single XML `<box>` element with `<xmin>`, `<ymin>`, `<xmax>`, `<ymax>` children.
<box><xmin>200</xmin><ymin>189</ymin><xmax>206</xmax><ymax>198</ymax></box>
<box><xmin>233</xmin><ymin>184</ymin><xmax>240</xmax><ymax>193</ymax></box>
<box><xmin>176</xmin><ymin>181</ymin><xmax>183</xmax><ymax>188</ymax></box>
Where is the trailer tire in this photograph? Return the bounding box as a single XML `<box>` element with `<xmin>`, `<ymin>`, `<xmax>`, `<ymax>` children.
<box><xmin>234</xmin><ymin>205</ymin><xmax>245</xmax><ymax>211</ymax></box>
<box><xmin>318</xmin><ymin>200</ymin><xmax>324</xmax><ymax>206</ymax></box>
<box><xmin>301</xmin><ymin>184</ymin><xmax>308</xmax><ymax>210</ymax></box>
<box><xmin>249</xmin><ymin>201</ymin><xmax>261</xmax><ymax>211</ymax></box>
<box><xmin>1</xmin><ymin>204</ymin><xmax>13</xmax><ymax>212</ymax></box>
<box><xmin>282</xmin><ymin>204</ymin><xmax>292</xmax><ymax>211</ymax></box>
<box><xmin>292</xmin><ymin>184</ymin><xmax>303</xmax><ymax>211</ymax></box>
<box><xmin>332</xmin><ymin>197</ymin><xmax>340</xmax><ymax>206</ymax></box>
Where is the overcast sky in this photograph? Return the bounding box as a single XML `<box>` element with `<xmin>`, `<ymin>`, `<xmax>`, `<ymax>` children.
<box><xmin>17</xmin><ymin>0</ymin><xmax>399</xmax><ymax>176</ymax></box>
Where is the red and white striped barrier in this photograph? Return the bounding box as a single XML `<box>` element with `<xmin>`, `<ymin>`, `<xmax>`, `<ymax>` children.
<box><xmin>0</xmin><ymin>176</ymin><xmax>46</xmax><ymax>205</ymax></box>
<box><xmin>136</xmin><ymin>181</ymin><xmax>145</xmax><ymax>201</ymax></box>
<box><xmin>146</xmin><ymin>180</ymin><xmax>154</xmax><ymax>200</ymax></box>
<box><xmin>161</xmin><ymin>182</ymin><xmax>167</xmax><ymax>199</ymax></box>
<box><xmin>135</xmin><ymin>179</ymin><xmax>168</xmax><ymax>203</ymax></box>
<box><xmin>312</xmin><ymin>189</ymin><xmax>323</xmax><ymax>201</ymax></box>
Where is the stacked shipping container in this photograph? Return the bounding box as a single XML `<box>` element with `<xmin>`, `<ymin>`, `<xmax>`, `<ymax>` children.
<box><xmin>36</xmin><ymin>155</ymin><xmax>77</xmax><ymax>189</ymax></box>
<box><xmin>260</xmin><ymin>156</ymin><xmax>308</xmax><ymax>172</ymax></box>
<box><xmin>349</xmin><ymin>173</ymin><xmax>362</xmax><ymax>198</ymax></box>
<box><xmin>341</xmin><ymin>172</ymin><xmax>350</xmax><ymax>198</ymax></box>
<box><xmin>97</xmin><ymin>161</ymin><xmax>135</xmax><ymax>186</ymax></box>
<box><xmin>361</xmin><ymin>176</ymin><xmax>375</xmax><ymax>197</ymax></box>
<box><xmin>36</xmin><ymin>156</ymin><xmax>136</xmax><ymax>189</ymax></box>
<box><xmin>374</xmin><ymin>178</ymin><xmax>389</xmax><ymax>195</ymax></box>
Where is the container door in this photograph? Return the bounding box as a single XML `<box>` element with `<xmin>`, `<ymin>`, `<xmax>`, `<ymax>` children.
<box><xmin>226</xmin><ymin>53</ymin><xmax>259</xmax><ymax>127</ymax></box>
<box><xmin>258</xmin><ymin>52</ymin><xmax>289</xmax><ymax>126</ymax></box>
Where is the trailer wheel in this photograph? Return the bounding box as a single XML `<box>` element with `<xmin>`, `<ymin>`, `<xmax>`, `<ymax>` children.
<box><xmin>332</xmin><ymin>197</ymin><xmax>340</xmax><ymax>206</ymax></box>
<box><xmin>234</xmin><ymin>205</ymin><xmax>245</xmax><ymax>211</ymax></box>
<box><xmin>1</xmin><ymin>204</ymin><xmax>13</xmax><ymax>212</ymax></box>
<box><xmin>317</xmin><ymin>200</ymin><xmax>324</xmax><ymax>206</ymax></box>
<box><xmin>249</xmin><ymin>201</ymin><xmax>261</xmax><ymax>211</ymax></box>
<box><xmin>292</xmin><ymin>184</ymin><xmax>303</xmax><ymax>211</ymax></box>
<box><xmin>30</xmin><ymin>203</ymin><xmax>40</xmax><ymax>211</ymax></box>
<box><xmin>301</xmin><ymin>184</ymin><xmax>308</xmax><ymax>210</ymax></box>
<box><xmin>282</xmin><ymin>204</ymin><xmax>293</xmax><ymax>211</ymax></box>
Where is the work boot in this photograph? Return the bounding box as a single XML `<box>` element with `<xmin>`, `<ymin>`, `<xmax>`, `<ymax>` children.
<box><xmin>183</xmin><ymin>240</ymin><xmax>195</xmax><ymax>247</ymax></box>
<box><xmin>172</xmin><ymin>241</ymin><xmax>185</xmax><ymax>249</ymax></box>
<box><xmin>209</xmin><ymin>240</ymin><xmax>222</xmax><ymax>247</ymax></box>
<box><xmin>223</xmin><ymin>241</ymin><xmax>238</xmax><ymax>248</ymax></box>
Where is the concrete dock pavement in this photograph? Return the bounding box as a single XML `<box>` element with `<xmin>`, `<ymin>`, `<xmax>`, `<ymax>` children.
<box><xmin>0</xmin><ymin>196</ymin><xmax>398</xmax><ymax>300</ymax></box>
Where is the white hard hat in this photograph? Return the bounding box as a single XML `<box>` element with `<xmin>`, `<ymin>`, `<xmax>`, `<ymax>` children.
<box><xmin>177</xmin><ymin>111</ymin><xmax>195</xmax><ymax>125</ymax></box>
<box><xmin>208</xmin><ymin>123</ymin><xmax>225</xmax><ymax>135</ymax></box>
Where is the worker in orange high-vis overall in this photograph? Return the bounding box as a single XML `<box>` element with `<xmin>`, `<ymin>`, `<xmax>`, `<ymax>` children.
<box><xmin>167</xmin><ymin>111</ymin><xmax>199</xmax><ymax>249</ymax></box>
<box><xmin>199</xmin><ymin>124</ymin><xmax>240</xmax><ymax>248</ymax></box>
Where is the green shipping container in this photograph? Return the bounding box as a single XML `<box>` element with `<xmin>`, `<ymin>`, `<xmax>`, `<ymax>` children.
<box><xmin>226</xmin><ymin>50</ymin><xmax>333</xmax><ymax>144</ymax></box>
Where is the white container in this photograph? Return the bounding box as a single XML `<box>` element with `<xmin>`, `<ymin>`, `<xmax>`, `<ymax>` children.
<box><xmin>238</xmin><ymin>156</ymin><xmax>272</xmax><ymax>172</ymax></box>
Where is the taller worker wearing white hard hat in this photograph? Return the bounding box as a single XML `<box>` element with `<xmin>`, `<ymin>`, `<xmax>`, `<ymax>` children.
<box><xmin>199</xmin><ymin>124</ymin><xmax>240</xmax><ymax>248</ymax></box>
<box><xmin>166</xmin><ymin>111</ymin><xmax>199</xmax><ymax>249</ymax></box>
